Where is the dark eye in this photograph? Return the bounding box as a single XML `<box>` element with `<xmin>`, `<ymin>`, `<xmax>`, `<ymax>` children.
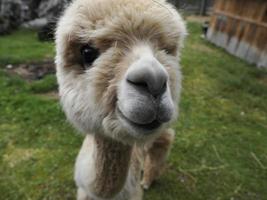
<box><xmin>80</xmin><ymin>45</ymin><xmax>100</xmax><ymax>68</ymax></box>
<box><xmin>163</xmin><ymin>45</ymin><xmax>177</xmax><ymax>55</ymax></box>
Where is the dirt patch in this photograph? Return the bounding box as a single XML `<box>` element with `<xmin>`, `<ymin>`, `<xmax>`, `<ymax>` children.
<box><xmin>5</xmin><ymin>59</ymin><xmax>55</xmax><ymax>81</ymax></box>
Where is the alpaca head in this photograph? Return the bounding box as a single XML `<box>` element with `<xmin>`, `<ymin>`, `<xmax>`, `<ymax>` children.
<box><xmin>56</xmin><ymin>0</ymin><xmax>186</xmax><ymax>144</ymax></box>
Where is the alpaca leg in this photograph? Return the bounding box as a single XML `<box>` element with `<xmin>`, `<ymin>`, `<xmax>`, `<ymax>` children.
<box><xmin>77</xmin><ymin>188</ymin><xmax>91</xmax><ymax>200</ymax></box>
<box><xmin>75</xmin><ymin>135</ymin><xmax>97</xmax><ymax>200</ymax></box>
<box><xmin>128</xmin><ymin>184</ymin><xmax>143</xmax><ymax>200</ymax></box>
<box><xmin>141</xmin><ymin>129</ymin><xmax>175</xmax><ymax>189</ymax></box>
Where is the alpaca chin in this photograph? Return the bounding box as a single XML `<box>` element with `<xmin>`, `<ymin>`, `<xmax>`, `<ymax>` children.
<box><xmin>102</xmin><ymin>112</ymin><xmax>166</xmax><ymax>145</ymax></box>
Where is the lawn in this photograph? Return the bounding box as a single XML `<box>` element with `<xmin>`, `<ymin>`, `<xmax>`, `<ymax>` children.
<box><xmin>0</xmin><ymin>22</ymin><xmax>267</xmax><ymax>200</ymax></box>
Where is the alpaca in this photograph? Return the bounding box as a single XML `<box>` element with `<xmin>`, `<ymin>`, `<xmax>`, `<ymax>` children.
<box><xmin>55</xmin><ymin>0</ymin><xmax>186</xmax><ymax>199</ymax></box>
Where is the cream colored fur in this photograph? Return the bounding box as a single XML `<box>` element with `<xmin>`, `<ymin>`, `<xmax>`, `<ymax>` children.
<box><xmin>56</xmin><ymin>0</ymin><xmax>186</xmax><ymax>199</ymax></box>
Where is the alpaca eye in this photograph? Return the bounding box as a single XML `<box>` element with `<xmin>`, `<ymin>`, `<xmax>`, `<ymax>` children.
<box><xmin>164</xmin><ymin>46</ymin><xmax>177</xmax><ymax>55</ymax></box>
<box><xmin>80</xmin><ymin>45</ymin><xmax>100</xmax><ymax>68</ymax></box>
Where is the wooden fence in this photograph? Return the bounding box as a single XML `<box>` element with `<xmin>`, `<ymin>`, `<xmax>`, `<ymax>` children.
<box><xmin>207</xmin><ymin>0</ymin><xmax>267</xmax><ymax>68</ymax></box>
<box><xmin>168</xmin><ymin>0</ymin><xmax>214</xmax><ymax>15</ymax></box>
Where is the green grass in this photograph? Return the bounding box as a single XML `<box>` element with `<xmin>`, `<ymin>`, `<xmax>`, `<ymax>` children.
<box><xmin>0</xmin><ymin>23</ymin><xmax>267</xmax><ymax>200</ymax></box>
<box><xmin>0</xmin><ymin>29</ymin><xmax>54</xmax><ymax>65</ymax></box>
<box><xmin>29</xmin><ymin>75</ymin><xmax>57</xmax><ymax>93</ymax></box>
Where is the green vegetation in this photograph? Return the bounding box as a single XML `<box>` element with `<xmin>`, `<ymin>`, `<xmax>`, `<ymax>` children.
<box><xmin>0</xmin><ymin>23</ymin><xmax>266</xmax><ymax>200</ymax></box>
<box><xmin>29</xmin><ymin>75</ymin><xmax>57</xmax><ymax>93</ymax></box>
<box><xmin>0</xmin><ymin>29</ymin><xmax>54</xmax><ymax>65</ymax></box>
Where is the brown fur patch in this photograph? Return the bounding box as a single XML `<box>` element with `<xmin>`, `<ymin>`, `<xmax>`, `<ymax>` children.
<box><xmin>93</xmin><ymin>135</ymin><xmax>132</xmax><ymax>198</ymax></box>
<box><xmin>142</xmin><ymin>129</ymin><xmax>175</xmax><ymax>189</ymax></box>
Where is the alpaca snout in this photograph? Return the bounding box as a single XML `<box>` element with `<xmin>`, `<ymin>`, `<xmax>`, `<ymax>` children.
<box><xmin>126</xmin><ymin>55</ymin><xmax>168</xmax><ymax>98</ymax></box>
<box><xmin>118</xmin><ymin>93</ymin><xmax>174</xmax><ymax>125</ymax></box>
<box><xmin>117</xmin><ymin>53</ymin><xmax>173</xmax><ymax>127</ymax></box>
<box><xmin>117</xmin><ymin>77</ymin><xmax>174</xmax><ymax>131</ymax></box>
<box><xmin>117</xmin><ymin>92</ymin><xmax>157</xmax><ymax>125</ymax></box>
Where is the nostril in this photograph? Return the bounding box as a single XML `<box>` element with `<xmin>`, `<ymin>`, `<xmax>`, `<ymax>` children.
<box><xmin>127</xmin><ymin>79</ymin><xmax>148</xmax><ymax>89</ymax></box>
<box><xmin>127</xmin><ymin>79</ymin><xmax>153</xmax><ymax>95</ymax></box>
<box><xmin>148</xmin><ymin>81</ymin><xmax>167</xmax><ymax>98</ymax></box>
<box><xmin>155</xmin><ymin>82</ymin><xmax>167</xmax><ymax>97</ymax></box>
<box><xmin>162</xmin><ymin>82</ymin><xmax>167</xmax><ymax>92</ymax></box>
<box><xmin>127</xmin><ymin>73</ymin><xmax>167</xmax><ymax>97</ymax></box>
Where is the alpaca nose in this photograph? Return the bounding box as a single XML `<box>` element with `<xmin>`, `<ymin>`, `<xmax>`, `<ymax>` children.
<box><xmin>126</xmin><ymin>56</ymin><xmax>168</xmax><ymax>97</ymax></box>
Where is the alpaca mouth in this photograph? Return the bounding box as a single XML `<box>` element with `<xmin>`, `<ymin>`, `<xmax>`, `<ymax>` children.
<box><xmin>116</xmin><ymin>108</ymin><xmax>162</xmax><ymax>131</ymax></box>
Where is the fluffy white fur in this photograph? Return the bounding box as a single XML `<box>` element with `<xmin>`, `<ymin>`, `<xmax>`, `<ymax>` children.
<box><xmin>56</xmin><ymin>0</ymin><xmax>186</xmax><ymax>199</ymax></box>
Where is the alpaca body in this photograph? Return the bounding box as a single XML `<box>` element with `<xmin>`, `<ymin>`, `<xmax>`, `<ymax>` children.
<box><xmin>56</xmin><ymin>0</ymin><xmax>186</xmax><ymax>199</ymax></box>
<box><xmin>75</xmin><ymin>134</ymin><xmax>142</xmax><ymax>200</ymax></box>
<box><xmin>75</xmin><ymin>130</ymin><xmax>174</xmax><ymax>200</ymax></box>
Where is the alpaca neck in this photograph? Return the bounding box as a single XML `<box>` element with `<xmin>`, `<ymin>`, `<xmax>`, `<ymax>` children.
<box><xmin>91</xmin><ymin>134</ymin><xmax>133</xmax><ymax>198</ymax></box>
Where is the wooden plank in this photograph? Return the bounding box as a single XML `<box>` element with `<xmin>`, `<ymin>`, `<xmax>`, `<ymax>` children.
<box><xmin>235</xmin><ymin>1</ymin><xmax>258</xmax><ymax>59</ymax></box>
<box><xmin>254</xmin><ymin>27</ymin><xmax>267</xmax><ymax>51</ymax></box>
<box><xmin>213</xmin><ymin>10</ymin><xmax>267</xmax><ymax>29</ymax></box>
<box><xmin>257</xmin><ymin>0</ymin><xmax>267</xmax><ymax>23</ymax></box>
<box><xmin>215</xmin><ymin>0</ymin><xmax>224</xmax><ymax>11</ymax></box>
<box><xmin>212</xmin><ymin>0</ymin><xmax>220</xmax><ymax>11</ymax></box>
<box><xmin>207</xmin><ymin>0</ymin><xmax>222</xmax><ymax>44</ymax></box>
<box><xmin>257</xmin><ymin>30</ymin><xmax>267</xmax><ymax>68</ymax></box>
<box><xmin>224</xmin><ymin>0</ymin><xmax>240</xmax><ymax>47</ymax></box>
<box><xmin>246</xmin><ymin>27</ymin><xmax>264</xmax><ymax>64</ymax></box>
<box><xmin>226</xmin><ymin>20</ymin><xmax>246</xmax><ymax>54</ymax></box>
<box><xmin>258</xmin><ymin>48</ymin><xmax>267</xmax><ymax>68</ymax></box>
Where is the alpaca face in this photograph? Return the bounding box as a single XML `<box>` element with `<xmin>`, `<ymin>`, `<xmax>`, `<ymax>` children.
<box><xmin>56</xmin><ymin>0</ymin><xmax>186</xmax><ymax>144</ymax></box>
